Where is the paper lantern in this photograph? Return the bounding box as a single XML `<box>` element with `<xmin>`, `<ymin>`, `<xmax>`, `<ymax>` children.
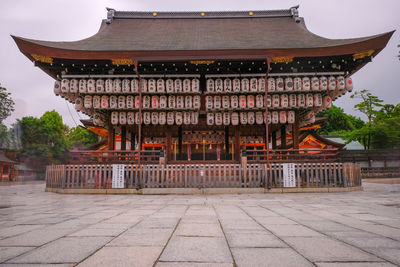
<box><xmin>272</xmin><ymin>111</ymin><xmax>279</xmax><ymax>124</ymax></box>
<box><xmin>306</xmin><ymin>93</ymin><xmax>314</xmax><ymax>107</ymax></box>
<box><xmin>175</xmin><ymin>112</ymin><xmax>183</xmax><ymax>125</ymax></box>
<box><xmin>240</xmin><ymin>112</ymin><xmax>248</xmax><ymax>125</ymax></box>
<box><xmin>75</xmin><ymin>97</ymin><xmax>83</xmax><ymax>110</ymax></box>
<box><xmin>183</xmin><ymin>112</ymin><xmax>190</xmax><ymax>125</ymax></box>
<box><xmin>337</xmin><ymin>76</ymin><xmax>345</xmax><ymax>90</ymax></box>
<box><xmin>224</xmin><ymin>78</ymin><xmax>232</xmax><ymax>92</ymax></box>
<box><xmin>127</xmin><ymin>112</ymin><xmax>135</xmax><ymax>125</ymax></box>
<box><xmin>215</xmin><ymin>78</ymin><xmax>223</xmax><ymax>92</ymax></box>
<box><xmin>140</xmin><ymin>79</ymin><xmax>148</xmax><ymax>92</ymax></box>
<box><xmin>157</xmin><ymin>79</ymin><xmax>165</xmax><ymax>93</ymax></box>
<box><xmin>285</xmin><ymin>77</ymin><xmax>293</xmax><ymax>91</ymax></box>
<box><xmin>256</xmin><ymin>112</ymin><xmax>263</xmax><ymax>125</ymax></box>
<box><xmin>61</xmin><ymin>79</ymin><xmax>70</xmax><ymax>93</ymax></box>
<box><xmin>272</xmin><ymin>94</ymin><xmax>280</xmax><ymax>108</ymax></box>
<box><xmin>320</xmin><ymin>76</ymin><xmax>328</xmax><ymax>91</ymax></box>
<box><xmin>215</xmin><ymin>112</ymin><xmax>222</xmax><ymax>125</ymax></box>
<box><xmin>256</xmin><ymin>95</ymin><xmax>264</xmax><ymax>108</ymax></box>
<box><xmin>287</xmin><ymin>110</ymin><xmax>295</xmax><ymax>124</ymax></box>
<box><xmin>206</xmin><ymin>96</ymin><xmax>213</xmax><ymax>110</ymax></box>
<box><xmin>95</xmin><ymin>79</ymin><xmax>104</xmax><ymax>93</ymax></box>
<box><xmin>230</xmin><ymin>95</ymin><xmax>239</xmax><ymax>109</ymax></box>
<box><xmin>207</xmin><ymin>113</ymin><xmax>214</xmax><ymax>125</ymax></box>
<box><xmin>135</xmin><ymin>112</ymin><xmax>141</xmax><ymax>124</ymax></box>
<box><xmin>147</xmin><ymin>79</ymin><xmax>156</xmax><ymax>93</ymax></box>
<box><xmin>167</xmin><ymin>112</ymin><xmax>174</xmax><ymax>125</ymax></box>
<box><xmin>266</xmin><ymin>95</ymin><xmax>272</xmax><ymax>107</ymax></box>
<box><xmin>193</xmin><ymin>95</ymin><xmax>201</xmax><ymax>109</ymax></box>
<box><xmin>293</xmin><ymin>77</ymin><xmax>302</xmax><ymax>91</ymax></box>
<box><xmin>134</xmin><ymin>96</ymin><xmax>141</xmax><ymax>109</ymax></box>
<box><xmin>54</xmin><ymin>80</ymin><xmax>61</xmax><ymax>95</ymax></box>
<box><xmin>113</xmin><ymin>79</ymin><xmax>122</xmax><ymax>93</ymax></box>
<box><xmin>328</xmin><ymin>76</ymin><xmax>336</xmax><ymax>91</ymax></box>
<box><xmin>289</xmin><ymin>94</ymin><xmax>297</xmax><ymax>108</ymax></box>
<box><xmin>130</xmin><ymin>79</ymin><xmax>138</xmax><ymax>93</ymax></box>
<box><xmin>166</xmin><ymin>79</ymin><xmax>174</xmax><ymax>93</ymax></box>
<box><xmin>223</xmin><ymin>112</ymin><xmax>230</xmax><ymax>125</ymax></box>
<box><xmin>105</xmin><ymin>79</ymin><xmax>113</xmax><ymax>93</ymax></box>
<box><xmin>323</xmin><ymin>96</ymin><xmax>332</xmax><ymax>108</ymax></box>
<box><xmin>111</xmin><ymin>111</ymin><xmax>119</xmax><ymax>125</ymax></box>
<box><xmin>159</xmin><ymin>112</ymin><xmax>166</xmax><ymax>125</ymax></box>
<box><xmin>101</xmin><ymin>96</ymin><xmax>109</xmax><ymax>109</ymax></box>
<box><xmin>143</xmin><ymin>95</ymin><xmax>150</xmax><ymax>109</ymax></box>
<box><xmin>302</xmin><ymin>77</ymin><xmax>310</xmax><ymax>91</ymax></box>
<box><xmin>314</xmin><ymin>94</ymin><xmax>323</xmax><ymax>107</ymax></box>
<box><xmin>168</xmin><ymin>95</ymin><xmax>176</xmax><ymax>109</ymax></box>
<box><xmin>192</xmin><ymin>78</ymin><xmax>200</xmax><ymax>93</ymax></box>
<box><xmin>191</xmin><ymin>112</ymin><xmax>198</xmax><ymax>124</ymax></box>
<box><xmin>120</xmin><ymin>79</ymin><xmax>130</xmax><ymax>93</ymax></box>
<box><xmin>151</xmin><ymin>112</ymin><xmax>159</xmax><ymax>125</ymax></box>
<box><xmin>250</xmin><ymin>78</ymin><xmax>258</xmax><ymax>92</ymax></box>
<box><xmin>159</xmin><ymin>95</ymin><xmax>167</xmax><ymax>109</ymax></box>
<box><xmin>126</xmin><ymin>95</ymin><xmax>134</xmax><ymax>109</ymax></box>
<box><xmin>222</xmin><ymin>95</ymin><xmax>230</xmax><ymax>109</ymax></box>
<box><xmin>118</xmin><ymin>96</ymin><xmax>126</xmax><ymax>109</ymax></box>
<box><xmin>258</xmin><ymin>78</ymin><xmax>266</xmax><ymax>92</ymax></box>
<box><xmin>93</xmin><ymin>95</ymin><xmax>101</xmax><ymax>109</ymax></box>
<box><xmin>276</xmin><ymin>77</ymin><xmax>284</xmax><ymax>91</ymax></box>
<box><xmin>232</xmin><ymin>78</ymin><xmax>241</xmax><ymax>92</ymax></box>
<box><xmin>76</xmin><ymin>80</ymin><xmax>86</xmax><ymax>93</ymax></box>
<box><xmin>280</xmin><ymin>94</ymin><xmax>289</xmax><ymax>108</ymax></box>
<box><xmin>248</xmin><ymin>112</ymin><xmax>255</xmax><ymax>125</ymax></box>
<box><xmin>206</xmin><ymin>79</ymin><xmax>215</xmax><ymax>92</ymax></box>
<box><xmin>266</xmin><ymin>112</ymin><xmax>271</xmax><ymax>124</ymax></box>
<box><xmin>311</xmin><ymin>77</ymin><xmax>320</xmax><ymax>91</ymax></box>
<box><xmin>297</xmin><ymin>94</ymin><xmax>305</xmax><ymax>107</ymax></box>
<box><xmin>181</xmin><ymin>79</ymin><xmax>190</xmax><ymax>93</ymax></box>
<box><xmin>267</xmin><ymin>78</ymin><xmax>275</xmax><ymax>92</ymax></box>
<box><xmin>84</xmin><ymin>95</ymin><xmax>92</xmax><ymax>109</ymax></box>
<box><xmin>185</xmin><ymin>96</ymin><xmax>192</xmax><ymax>109</ymax></box>
<box><xmin>239</xmin><ymin>95</ymin><xmax>247</xmax><ymax>109</ymax></box>
<box><xmin>214</xmin><ymin>96</ymin><xmax>221</xmax><ymax>109</ymax></box>
<box><xmin>241</xmin><ymin>78</ymin><xmax>250</xmax><ymax>92</ymax></box>
<box><xmin>70</xmin><ymin>79</ymin><xmax>78</xmax><ymax>93</ymax></box>
<box><xmin>176</xmin><ymin>96</ymin><xmax>184</xmax><ymax>109</ymax></box>
<box><xmin>231</xmin><ymin>112</ymin><xmax>239</xmax><ymax>125</ymax></box>
<box><xmin>247</xmin><ymin>95</ymin><xmax>255</xmax><ymax>109</ymax></box>
<box><xmin>143</xmin><ymin>112</ymin><xmax>151</xmax><ymax>125</ymax></box>
<box><xmin>119</xmin><ymin>112</ymin><xmax>127</xmax><ymax>125</ymax></box>
<box><xmin>279</xmin><ymin>111</ymin><xmax>287</xmax><ymax>124</ymax></box>
<box><xmin>86</xmin><ymin>79</ymin><xmax>95</xmax><ymax>93</ymax></box>
<box><xmin>151</xmin><ymin>95</ymin><xmax>159</xmax><ymax>109</ymax></box>
<box><xmin>345</xmin><ymin>77</ymin><xmax>353</xmax><ymax>91</ymax></box>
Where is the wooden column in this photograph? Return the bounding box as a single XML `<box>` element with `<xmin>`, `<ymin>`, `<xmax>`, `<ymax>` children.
<box><xmin>225</xmin><ymin>126</ymin><xmax>229</xmax><ymax>160</ymax></box>
<box><xmin>166</xmin><ymin>128</ymin><xmax>171</xmax><ymax>162</ymax></box>
<box><xmin>178</xmin><ymin>126</ymin><xmax>182</xmax><ymax>160</ymax></box>
<box><xmin>292</xmin><ymin>120</ymin><xmax>299</xmax><ymax>150</ymax></box>
<box><xmin>121</xmin><ymin>125</ymin><xmax>127</xmax><ymax>151</ymax></box>
<box><xmin>281</xmin><ymin>125</ymin><xmax>287</xmax><ymax>149</ymax></box>
<box><xmin>234</xmin><ymin>127</ymin><xmax>241</xmax><ymax>162</ymax></box>
<box><xmin>272</xmin><ymin>131</ymin><xmax>277</xmax><ymax>150</ymax></box>
<box><xmin>108</xmin><ymin>126</ymin><xmax>115</xmax><ymax>150</ymax></box>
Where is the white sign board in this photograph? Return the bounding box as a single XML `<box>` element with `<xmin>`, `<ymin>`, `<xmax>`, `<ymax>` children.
<box><xmin>112</xmin><ymin>164</ymin><xmax>125</xmax><ymax>188</ymax></box>
<box><xmin>283</xmin><ymin>163</ymin><xmax>296</xmax><ymax>187</ymax></box>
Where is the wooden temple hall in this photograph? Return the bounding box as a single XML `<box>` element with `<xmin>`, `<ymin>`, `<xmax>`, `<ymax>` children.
<box><xmin>13</xmin><ymin>7</ymin><xmax>393</xmax><ymax>191</ymax></box>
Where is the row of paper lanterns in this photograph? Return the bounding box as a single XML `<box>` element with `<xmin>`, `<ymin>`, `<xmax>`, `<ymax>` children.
<box><xmin>110</xmin><ymin>111</ymin><xmax>199</xmax><ymax>126</ymax></box>
<box><xmin>206</xmin><ymin>111</ymin><xmax>297</xmax><ymax>125</ymax></box>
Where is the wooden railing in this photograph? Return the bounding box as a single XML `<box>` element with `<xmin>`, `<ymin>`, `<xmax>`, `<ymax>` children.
<box><xmin>67</xmin><ymin>150</ymin><xmax>161</xmax><ymax>164</ymax></box>
<box><xmin>246</xmin><ymin>149</ymin><xmax>340</xmax><ymax>163</ymax></box>
<box><xmin>46</xmin><ymin>162</ymin><xmax>361</xmax><ymax>189</ymax></box>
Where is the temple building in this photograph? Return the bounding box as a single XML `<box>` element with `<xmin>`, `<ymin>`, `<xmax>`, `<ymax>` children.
<box><xmin>13</xmin><ymin>6</ymin><xmax>393</xmax><ymax>164</ymax></box>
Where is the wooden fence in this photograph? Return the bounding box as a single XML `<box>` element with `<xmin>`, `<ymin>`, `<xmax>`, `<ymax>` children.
<box><xmin>246</xmin><ymin>149</ymin><xmax>340</xmax><ymax>163</ymax></box>
<box><xmin>46</xmin><ymin>162</ymin><xmax>361</xmax><ymax>190</ymax></box>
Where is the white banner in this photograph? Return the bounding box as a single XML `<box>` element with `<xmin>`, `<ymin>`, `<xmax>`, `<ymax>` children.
<box><xmin>283</xmin><ymin>163</ymin><xmax>296</xmax><ymax>187</ymax></box>
<box><xmin>112</xmin><ymin>164</ymin><xmax>125</xmax><ymax>189</ymax></box>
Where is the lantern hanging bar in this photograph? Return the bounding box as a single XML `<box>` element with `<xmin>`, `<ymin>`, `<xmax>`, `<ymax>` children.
<box><xmin>61</xmin><ymin>74</ymin><xmax>201</xmax><ymax>79</ymax></box>
<box><xmin>205</xmin><ymin>71</ymin><xmax>345</xmax><ymax>78</ymax></box>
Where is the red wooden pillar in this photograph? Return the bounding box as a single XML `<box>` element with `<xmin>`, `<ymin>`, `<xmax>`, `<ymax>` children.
<box><xmin>281</xmin><ymin>124</ymin><xmax>287</xmax><ymax>149</ymax></box>
<box><xmin>234</xmin><ymin>127</ymin><xmax>241</xmax><ymax>162</ymax></box>
<box><xmin>121</xmin><ymin>125</ymin><xmax>127</xmax><ymax>151</ymax></box>
<box><xmin>108</xmin><ymin>125</ymin><xmax>115</xmax><ymax>150</ymax></box>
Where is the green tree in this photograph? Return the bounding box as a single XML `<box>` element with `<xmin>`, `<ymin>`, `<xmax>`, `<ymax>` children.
<box><xmin>317</xmin><ymin>105</ymin><xmax>364</xmax><ymax>134</ymax></box>
<box><xmin>68</xmin><ymin>126</ymin><xmax>98</xmax><ymax>148</ymax></box>
<box><xmin>0</xmin><ymin>85</ymin><xmax>15</xmax><ymax>124</ymax></box>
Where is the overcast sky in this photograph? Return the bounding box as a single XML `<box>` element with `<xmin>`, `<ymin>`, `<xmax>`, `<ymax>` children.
<box><xmin>1</xmin><ymin>0</ymin><xmax>399</xmax><ymax>128</ymax></box>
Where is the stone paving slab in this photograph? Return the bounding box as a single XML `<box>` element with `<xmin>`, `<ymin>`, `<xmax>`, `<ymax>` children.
<box><xmin>0</xmin><ymin>182</ymin><xmax>400</xmax><ymax>266</ymax></box>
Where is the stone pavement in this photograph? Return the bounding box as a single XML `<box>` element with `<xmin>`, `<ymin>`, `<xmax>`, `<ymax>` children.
<box><xmin>0</xmin><ymin>182</ymin><xmax>399</xmax><ymax>266</ymax></box>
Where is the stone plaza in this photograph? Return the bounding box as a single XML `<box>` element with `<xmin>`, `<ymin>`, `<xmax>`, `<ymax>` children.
<box><xmin>0</xmin><ymin>181</ymin><xmax>399</xmax><ymax>266</ymax></box>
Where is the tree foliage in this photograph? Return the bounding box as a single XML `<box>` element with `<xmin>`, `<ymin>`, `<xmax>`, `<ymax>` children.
<box><xmin>317</xmin><ymin>105</ymin><xmax>364</xmax><ymax>135</ymax></box>
<box><xmin>68</xmin><ymin>126</ymin><xmax>98</xmax><ymax>148</ymax></box>
<box><xmin>0</xmin><ymin>85</ymin><xmax>15</xmax><ymax>124</ymax></box>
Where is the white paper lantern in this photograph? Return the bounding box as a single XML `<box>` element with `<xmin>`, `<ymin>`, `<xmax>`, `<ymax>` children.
<box><xmin>134</xmin><ymin>96</ymin><xmax>141</xmax><ymax>109</ymax></box>
<box><xmin>231</xmin><ymin>112</ymin><xmax>239</xmax><ymax>125</ymax></box>
<box><xmin>241</xmin><ymin>78</ymin><xmax>250</xmax><ymax>92</ymax></box>
<box><xmin>159</xmin><ymin>95</ymin><xmax>167</xmax><ymax>109</ymax></box>
<box><xmin>297</xmin><ymin>94</ymin><xmax>305</xmax><ymax>108</ymax></box>
<box><xmin>111</xmin><ymin>111</ymin><xmax>119</xmax><ymax>125</ymax></box>
<box><xmin>206</xmin><ymin>96</ymin><xmax>213</xmax><ymax>110</ymax></box>
<box><xmin>75</xmin><ymin>97</ymin><xmax>83</xmax><ymax>110</ymax></box>
<box><xmin>151</xmin><ymin>95</ymin><xmax>159</xmax><ymax>109</ymax></box>
<box><xmin>250</xmin><ymin>78</ymin><xmax>258</xmax><ymax>92</ymax></box>
<box><xmin>185</xmin><ymin>96</ymin><xmax>192</xmax><ymax>109</ymax></box>
<box><xmin>215</xmin><ymin>78</ymin><xmax>223</xmax><ymax>92</ymax></box>
<box><xmin>323</xmin><ymin>96</ymin><xmax>332</xmax><ymax>108</ymax></box>
<box><xmin>167</xmin><ymin>112</ymin><xmax>174</xmax><ymax>125</ymax></box>
<box><xmin>101</xmin><ymin>95</ymin><xmax>109</xmax><ymax>109</ymax></box>
<box><xmin>180</xmin><ymin>79</ymin><xmax>190</xmax><ymax>93</ymax></box>
<box><xmin>166</xmin><ymin>79</ymin><xmax>174</xmax><ymax>93</ymax></box>
<box><xmin>319</xmin><ymin>76</ymin><xmax>328</xmax><ymax>91</ymax></box>
<box><xmin>61</xmin><ymin>79</ymin><xmax>70</xmax><ymax>93</ymax></box>
<box><xmin>173</xmin><ymin>79</ymin><xmax>182</xmax><ymax>93</ymax></box>
<box><xmin>181</xmin><ymin>112</ymin><xmax>190</xmax><ymax>125</ymax></box>
<box><xmin>337</xmin><ymin>76</ymin><xmax>345</xmax><ymax>90</ymax></box>
<box><xmin>314</xmin><ymin>94</ymin><xmax>322</xmax><ymax>107</ymax></box>
<box><xmin>193</xmin><ymin>95</ymin><xmax>201</xmax><ymax>109</ymax></box>
<box><xmin>127</xmin><ymin>112</ymin><xmax>135</xmax><ymax>125</ymax></box>
<box><xmin>191</xmin><ymin>112</ymin><xmax>198</xmax><ymax>124</ymax></box>
<box><xmin>207</xmin><ymin>113</ymin><xmax>214</xmax><ymax>125</ymax></box>
<box><xmin>206</xmin><ymin>79</ymin><xmax>214</xmax><ymax>93</ymax></box>
<box><xmin>345</xmin><ymin>77</ymin><xmax>353</xmax><ymax>91</ymax></box>
<box><xmin>192</xmin><ymin>78</ymin><xmax>200</xmax><ymax>93</ymax></box>
<box><xmin>266</xmin><ymin>112</ymin><xmax>272</xmax><ymax>124</ymax></box>
<box><xmin>126</xmin><ymin>95</ymin><xmax>134</xmax><ymax>109</ymax></box>
<box><xmin>311</xmin><ymin>77</ymin><xmax>320</xmax><ymax>91</ymax></box>
<box><xmin>289</xmin><ymin>94</ymin><xmax>297</xmax><ymax>108</ymax></box>
<box><xmin>168</xmin><ymin>95</ymin><xmax>176</xmax><ymax>109</ymax></box>
<box><xmin>148</xmin><ymin>79</ymin><xmax>156</xmax><ymax>93</ymax></box>
<box><xmin>280</xmin><ymin>94</ymin><xmax>289</xmax><ymax>108</ymax></box>
<box><xmin>302</xmin><ymin>77</ymin><xmax>310</xmax><ymax>91</ymax></box>
<box><xmin>84</xmin><ymin>95</ymin><xmax>92</xmax><ymax>109</ymax></box>
<box><xmin>119</xmin><ymin>112</ymin><xmax>127</xmax><ymax>125</ymax></box>
<box><xmin>267</xmin><ymin>78</ymin><xmax>275</xmax><ymax>92</ymax></box>
<box><xmin>272</xmin><ymin>111</ymin><xmax>279</xmax><ymax>124</ymax></box>
<box><xmin>113</xmin><ymin>79</ymin><xmax>122</xmax><ymax>93</ymax></box>
<box><xmin>306</xmin><ymin>93</ymin><xmax>314</xmax><ymax>107</ymax></box>
<box><xmin>239</xmin><ymin>95</ymin><xmax>247</xmax><ymax>109</ymax></box>
<box><xmin>143</xmin><ymin>95</ymin><xmax>150</xmax><ymax>109</ymax></box>
<box><xmin>151</xmin><ymin>112</ymin><xmax>158</xmax><ymax>125</ymax></box>
<box><xmin>143</xmin><ymin>112</ymin><xmax>151</xmax><ymax>125</ymax></box>
<box><xmin>230</xmin><ymin>95</ymin><xmax>239</xmax><ymax>109</ymax></box>
<box><xmin>232</xmin><ymin>78</ymin><xmax>241</xmax><ymax>92</ymax></box>
<box><xmin>258</xmin><ymin>78</ymin><xmax>266</xmax><ymax>92</ymax></box>
<box><xmin>266</xmin><ymin>95</ymin><xmax>272</xmax><ymax>107</ymax></box>
<box><xmin>240</xmin><ymin>112</ymin><xmax>248</xmax><ymax>125</ymax></box>
<box><xmin>215</xmin><ymin>112</ymin><xmax>223</xmax><ymax>125</ymax></box>
<box><xmin>288</xmin><ymin>111</ymin><xmax>295</xmax><ymax>124</ymax></box>
<box><xmin>223</xmin><ymin>112</ymin><xmax>230</xmax><ymax>125</ymax></box>
<box><xmin>77</xmin><ymin>79</ymin><xmax>86</xmax><ymax>93</ymax></box>
<box><xmin>222</xmin><ymin>95</ymin><xmax>230</xmax><ymax>109</ymax></box>
<box><xmin>256</xmin><ymin>112</ymin><xmax>263</xmax><ymax>125</ymax></box>
<box><xmin>93</xmin><ymin>95</ymin><xmax>101</xmax><ymax>109</ymax></box>
<box><xmin>285</xmin><ymin>77</ymin><xmax>293</xmax><ymax>91</ymax></box>
<box><xmin>175</xmin><ymin>112</ymin><xmax>183</xmax><ymax>125</ymax></box>
<box><xmin>122</xmin><ymin>79</ymin><xmax>130</xmax><ymax>93</ymax></box>
<box><xmin>118</xmin><ymin>96</ymin><xmax>126</xmax><ymax>109</ymax></box>
<box><xmin>214</xmin><ymin>96</ymin><xmax>221</xmax><ymax>109</ymax></box>
<box><xmin>328</xmin><ymin>76</ymin><xmax>336</xmax><ymax>91</ymax></box>
<box><xmin>94</xmin><ymin>79</ymin><xmax>103</xmax><ymax>93</ymax></box>
<box><xmin>54</xmin><ymin>80</ymin><xmax>61</xmax><ymax>95</ymax></box>
<box><xmin>86</xmin><ymin>79</ymin><xmax>95</xmax><ymax>93</ymax></box>
<box><xmin>176</xmin><ymin>96</ymin><xmax>184</xmax><ymax>109</ymax></box>
<box><xmin>279</xmin><ymin>111</ymin><xmax>287</xmax><ymax>124</ymax></box>
<box><xmin>293</xmin><ymin>77</ymin><xmax>302</xmax><ymax>91</ymax></box>
<box><xmin>256</xmin><ymin>95</ymin><xmax>264</xmax><ymax>108</ymax></box>
<box><xmin>70</xmin><ymin>79</ymin><xmax>78</xmax><ymax>93</ymax></box>
<box><xmin>156</xmin><ymin>79</ymin><xmax>165</xmax><ymax>93</ymax></box>
<box><xmin>272</xmin><ymin>94</ymin><xmax>280</xmax><ymax>108</ymax></box>
<box><xmin>159</xmin><ymin>112</ymin><xmax>166</xmax><ymax>125</ymax></box>
<box><xmin>247</xmin><ymin>95</ymin><xmax>255</xmax><ymax>109</ymax></box>
<box><xmin>105</xmin><ymin>79</ymin><xmax>113</xmax><ymax>93</ymax></box>
<box><xmin>140</xmin><ymin>79</ymin><xmax>148</xmax><ymax>92</ymax></box>
<box><xmin>276</xmin><ymin>77</ymin><xmax>284</xmax><ymax>91</ymax></box>
<box><xmin>247</xmin><ymin>112</ymin><xmax>255</xmax><ymax>125</ymax></box>
<box><xmin>135</xmin><ymin>112</ymin><xmax>141</xmax><ymax>124</ymax></box>
<box><xmin>224</xmin><ymin>78</ymin><xmax>232</xmax><ymax>92</ymax></box>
